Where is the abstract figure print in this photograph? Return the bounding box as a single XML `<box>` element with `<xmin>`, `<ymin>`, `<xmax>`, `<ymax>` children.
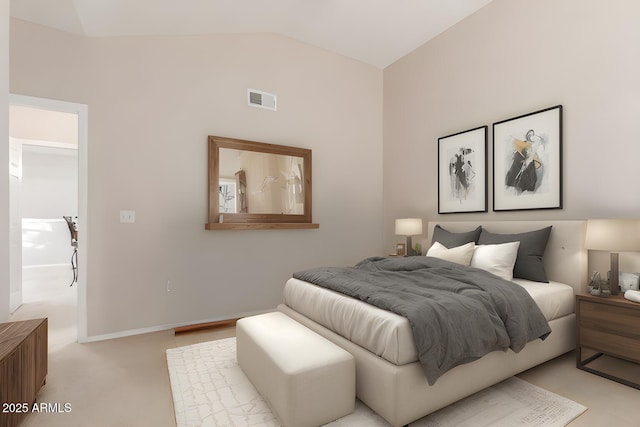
<box><xmin>449</xmin><ymin>146</ymin><xmax>477</xmax><ymax>203</ymax></box>
<box><xmin>505</xmin><ymin>128</ymin><xmax>547</xmax><ymax>195</ymax></box>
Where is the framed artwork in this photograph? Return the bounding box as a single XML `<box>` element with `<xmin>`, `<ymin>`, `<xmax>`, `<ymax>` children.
<box><xmin>396</xmin><ymin>243</ymin><xmax>406</xmax><ymax>257</ymax></box>
<box><xmin>620</xmin><ymin>272</ymin><xmax>640</xmax><ymax>292</ymax></box>
<box><xmin>493</xmin><ymin>105</ymin><xmax>563</xmax><ymax>211</ymax></box>
<box><xmin>219</xmin><ymin>178</ymin><xmax>237</xmax><ymax>213</ymax></box>
<box><xmin>438</xmin><ymin>126</ymin><xmax>487</xmax><ymax>214</ymax></box>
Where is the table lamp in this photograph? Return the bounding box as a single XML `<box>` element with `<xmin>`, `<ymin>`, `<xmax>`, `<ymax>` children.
<box><xmin>585</xmin><ymin>219</ymin><xmax>640</xmax><ymax>295</ymax></box>
<box><xmin>395</xmin><ymin>218</ymin><xmax>423</xmax><ymax>256</ymax></box>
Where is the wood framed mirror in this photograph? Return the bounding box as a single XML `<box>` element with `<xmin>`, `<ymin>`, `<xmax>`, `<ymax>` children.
<box><xmin>206</xmin><ymin>135</ymin><xmax>319</xmax><ymax>230</ymax></box>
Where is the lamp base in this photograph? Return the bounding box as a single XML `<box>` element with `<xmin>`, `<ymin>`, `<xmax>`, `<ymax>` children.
<box><xmin>406</xmin><ymin>236</ymin><xmax>416</xmax><ymax>256</ymax></box>
<box><xmin>610</xmin><ymin>252</ymin><xmax>620</xmax><ymax>295</ymax></box>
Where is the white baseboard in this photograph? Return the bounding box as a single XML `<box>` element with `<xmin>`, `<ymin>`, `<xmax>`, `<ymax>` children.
<box><xmin>80</xmin><ymin>308</ymin><xmax>273</xmax><ymax>343</ymax></box>
<box><xmin>23</xmin><ymin>263</ymin><xmax>70</xmax><ymax>270</ymax></box>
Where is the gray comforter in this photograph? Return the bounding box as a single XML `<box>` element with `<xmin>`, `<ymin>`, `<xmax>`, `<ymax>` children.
<box><xmin>293</xmin><ymin>256</ymin><xmax>551</xmax><ymax>385</ymax></box>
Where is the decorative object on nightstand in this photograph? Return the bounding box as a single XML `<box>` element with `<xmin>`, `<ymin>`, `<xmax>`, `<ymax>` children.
<box><xmin>620</xmin><ymin>272</ymin><xmax>640</xmax><ymax>292</ymax></box>
<box><xmin>588</xmin><ymin>271</ymin><xmax>609</xmax><ymax>297</ymax></box>
<box><xmin>395</xmin><ymin>218</ymin><xmax>423</xmax><ymax>256</ymax></box>
<box><xmin>585</xmin><ymin>219</ymin><xmax>640</xmax><ymax>295</ymax></box>
<box><xmin>624</xmin><ymin>289</ymin><xmax>640</xmax><ymax>303</ymax></box>
<box><xmin>413</xmin><ymin>243</ymin><xmax>422</xmax><ymax>256</ymax></box>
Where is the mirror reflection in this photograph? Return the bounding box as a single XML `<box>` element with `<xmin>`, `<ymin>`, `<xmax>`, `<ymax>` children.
<box><xmin>218</xmin><ymin>148</ymin><xmax>305</xmax><ymax>215</ymax></box>
<box><xmin>207</xmin><ymin>135</ymin><xmax>315</xmax><ymax>228</ymax></box>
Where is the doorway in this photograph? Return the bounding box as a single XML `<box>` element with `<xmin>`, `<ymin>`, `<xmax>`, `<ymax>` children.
<box><xmin>8</xmin><ymin>94</ymin><xmax>88</xmax><ymax>343</ymax></box>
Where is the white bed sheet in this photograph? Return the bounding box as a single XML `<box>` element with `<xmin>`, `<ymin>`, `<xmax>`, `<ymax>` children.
<box><xmin>282</xmin><ymin>277</ymin><xmax>574</xmax><ymax>366</ymax></box>
<box><xmin>512</xmin><ymin>279</ymin><xmax>575</xmax><ymax>320</ymax></box>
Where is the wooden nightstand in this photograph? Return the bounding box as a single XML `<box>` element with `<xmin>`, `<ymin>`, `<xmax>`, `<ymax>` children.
<box><xmin>576</xmin><ymin>293</ymin><xmax>640</xmax><ymax>389</ymax></box>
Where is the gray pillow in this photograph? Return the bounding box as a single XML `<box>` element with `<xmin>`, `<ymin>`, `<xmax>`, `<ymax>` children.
<box><xmin>432</xmin><ymin>225</ymin><xmax>482</xmax><ymax>248</ymax></box>
<box><xmin>478</xmin><ymin>226</ymin><xmax>552</xmax><ymax>283</ymax></box>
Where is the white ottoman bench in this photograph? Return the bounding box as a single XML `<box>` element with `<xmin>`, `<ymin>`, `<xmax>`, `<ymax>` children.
<box><xmin>236</xmin><ymin>312</ymin><xmax>355</xmax><ymax>427</ymax></box>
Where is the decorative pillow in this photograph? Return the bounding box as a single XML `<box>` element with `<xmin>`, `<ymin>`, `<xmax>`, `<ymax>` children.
<box><xmin>478</xmin><ymin>227</ymin><xmax>552</xmax><ymax>283</ymax></box>
<box><xmin>426</xmin><ymin>241</ymin><xmax>476</xmax><ymax>266</ymax></box>
<box><xmin>431</xmin><ymin>225</ymin><xmax>482</xmax><ymax>248</ymax></box>
<box><xmin>471</xmin><ymin>242</ymin><xmax>521</xmax><ymax>281</ymax></box>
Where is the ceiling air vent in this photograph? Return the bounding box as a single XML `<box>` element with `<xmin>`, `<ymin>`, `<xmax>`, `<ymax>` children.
<box><xmin>247</xmin><ymin>88</ymin><xmax>277</xmax><ymax>111</ymax></box>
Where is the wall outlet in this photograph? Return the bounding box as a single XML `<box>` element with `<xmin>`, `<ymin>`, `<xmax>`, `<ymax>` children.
<box><xmin>119</xmin><ymin>210</ymin><xmax>135</xmax><ymax>223</ymax></box>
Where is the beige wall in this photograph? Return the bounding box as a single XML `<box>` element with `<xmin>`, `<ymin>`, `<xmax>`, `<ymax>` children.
<box><xmin>10</xmin><ymin>19</ymin><xmax>383</xmax><ymax>337</ymax></box>
<box><xmin>383</xmin><ymin>0</ymin><xmax>640</xmax><ymax>252</ymax></box>
<box><xmin>11</xmin><ymin>0</ymin><xmax>640</xmax><ymax>335</ymax></box>
<box><xmin>0</xmin><ymin>1</ymin><xmax>9</xmax><ymax>321</ymax></box>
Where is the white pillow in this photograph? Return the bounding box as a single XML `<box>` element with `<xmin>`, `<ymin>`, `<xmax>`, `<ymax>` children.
<box><xmin>471</xmin><ymin>241</ymin><xmax>521</xmax><ymax>281</ymax></box>
<box><xmin>426</xmin><ymin>241</ymin><xmax>476</xmax><ymax>266</ymax></box>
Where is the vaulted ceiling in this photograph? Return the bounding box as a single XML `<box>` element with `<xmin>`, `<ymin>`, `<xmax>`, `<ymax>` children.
<box><xmin>10</xmin><ymin>0</ymin><xmax>493</xmax><ymax>68</ymax></box>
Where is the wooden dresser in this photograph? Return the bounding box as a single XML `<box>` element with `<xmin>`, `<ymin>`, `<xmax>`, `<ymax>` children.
<box><xmin>576</xmin><ymin>294</ymin><xmax>640</xmax><ymax>389</ymax></box>
<box><xmin>0</xmin><ymin>318</ymin><xmax>48</xmax><ymax>427</ymax></box>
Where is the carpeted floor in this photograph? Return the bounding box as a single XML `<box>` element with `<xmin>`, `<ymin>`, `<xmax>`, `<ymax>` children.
<box><xmin>166</xmin><ymin>338</ymin><xmax>587</xmax><ymax>427</ymax></box>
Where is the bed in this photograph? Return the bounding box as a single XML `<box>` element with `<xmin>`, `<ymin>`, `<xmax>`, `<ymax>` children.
<box><xmin>278</xmin><ymin>221</ymin><xmax>587</xmax><ymax>427</ymax></box>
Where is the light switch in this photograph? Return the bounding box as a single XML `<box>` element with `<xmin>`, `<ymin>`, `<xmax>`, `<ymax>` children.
<box><xmin>119</xmin><ymin>210</ymin><xmax>135</xmax><ymax>223</ymax></box>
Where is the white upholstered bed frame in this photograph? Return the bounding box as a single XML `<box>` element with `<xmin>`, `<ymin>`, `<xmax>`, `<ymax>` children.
<box><xmin>278</xmin><ymin>220</ymin><xmax>587</xmax><ymax>427</ymax></box>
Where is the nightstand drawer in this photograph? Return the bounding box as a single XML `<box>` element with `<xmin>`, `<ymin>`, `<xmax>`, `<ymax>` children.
<box><xmin>578</xmin><ymin>300</ymin><xmax>640</xmax><ymax>338</ymax></box>
<box><xmin>580</xmin><ymin>328</ymin><xmax>640</xmax><ymax>363</ymax></box>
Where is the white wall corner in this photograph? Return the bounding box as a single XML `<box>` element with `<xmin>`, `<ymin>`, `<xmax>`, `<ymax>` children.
<box><xmin>0</xmin><ymin>0</ymin><xmax>11</xmax><ymax>321</ymax></box>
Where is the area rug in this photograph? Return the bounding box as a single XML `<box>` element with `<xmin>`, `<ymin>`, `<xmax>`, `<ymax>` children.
<box><xmin>166</xmin><ymin>338</ymin><xmax>586</xmax><ymax>427</ymax></box>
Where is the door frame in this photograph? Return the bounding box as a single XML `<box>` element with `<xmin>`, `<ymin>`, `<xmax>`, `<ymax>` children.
<box><xmin>10</xmin><ymin>94</ymin><xmax>88</xmax><ymax>343</ymax></box>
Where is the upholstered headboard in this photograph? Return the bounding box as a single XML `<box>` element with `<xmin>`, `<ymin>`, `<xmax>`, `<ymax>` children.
<box><xmin>427</xmin><ymin>221</ymin><xmax>587</xmax><ymax>294</ymax></box>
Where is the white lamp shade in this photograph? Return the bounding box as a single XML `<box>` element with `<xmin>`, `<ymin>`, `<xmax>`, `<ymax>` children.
<box><xmin>395</xmin><ymin>218</ymin><xmax>423</xmax><ymax>236</ymax></box>
<box><xmin>585</xmin><ymin>219</ymin><xmax>640</xmax><ymax>251</ymax></box>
